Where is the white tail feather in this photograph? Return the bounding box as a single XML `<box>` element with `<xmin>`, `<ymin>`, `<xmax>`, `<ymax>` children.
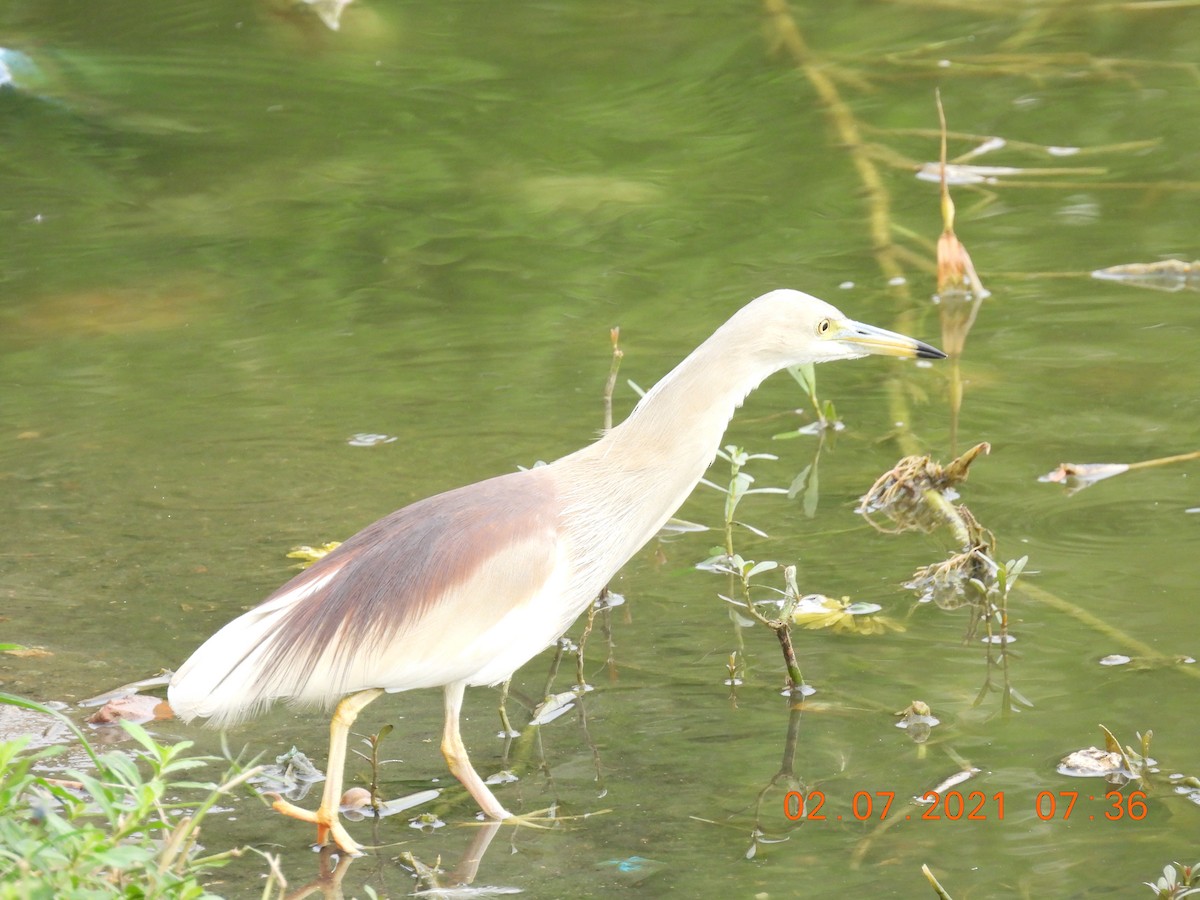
<box><xmin>168</xmin><ymin>569</ymin><xmax>341</xmax><ymax>727</ymax></box>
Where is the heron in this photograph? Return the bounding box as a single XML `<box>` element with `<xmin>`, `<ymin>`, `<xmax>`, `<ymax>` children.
<box><xmin>168</xmin><ymin>289</ymin><xmax>945</xmax><ymax>854</ymax></box>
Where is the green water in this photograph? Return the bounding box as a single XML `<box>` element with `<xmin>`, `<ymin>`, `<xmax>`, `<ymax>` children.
<box><xmin>3</xmin><ymin>1</ymin><xmax>1199</xmax><ymax>896</ymax></box>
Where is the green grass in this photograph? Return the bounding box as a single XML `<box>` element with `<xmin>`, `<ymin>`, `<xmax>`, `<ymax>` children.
<box><xmin>0</xmin><ymin>692</ymin><xmax>275</xmax><ymax>899</ymax></box>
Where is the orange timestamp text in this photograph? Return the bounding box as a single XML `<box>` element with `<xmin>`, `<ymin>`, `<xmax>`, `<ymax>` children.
<box><xmin>783</xmin><ymin>789</ymin><xmax>1149</xmax><ymax>822</ymax></box>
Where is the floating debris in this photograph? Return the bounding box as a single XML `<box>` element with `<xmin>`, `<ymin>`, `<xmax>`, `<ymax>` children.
<box><xmin>85</xmin><ymin>694</ymin><xmax>171</xmax><ymax>726</ymax></box>
<box><xmin>1058</xmin><ymin>746</ymin><xmax>1125</xmax><ymax>778</ymax></box>
<box><xmin>916</xmin><ymin>767</ymin><xmax>980</xmax><ymax>802</ymax></box>
<box><xmin>905</xmin><ymin>548</ymin><xmax>989</xmax><ymax>609</ymax></box>
<box><xmin>1038</xmin><ymin>461</ymin><xmax>1129</xmax><ymax>495</ymax></box>
<box><xmin>916</xmin><ymin>162</ymin><xmax>1106</xmax><ymax>186</ymax></box>
<box><xmin>80</xmin><ymin>672</ymin><xmax>172</xmax><ymax>708</ymax></box>
<box><xmin>906</xmin><ymin>549</ymin><xmax>1026</xmax><ymax>629</ymax></box>
<box><xmin>341</xmin><ymin>786</ymin><xmax>372</xmax><ymax>810</ymax></box>
<box><xmin>529</xmin><ymin>691</ymin><xmax>577</xmax><ymax>726</ymax></box>
<box><xmin>791</xmin><ymin>594</ymin><xmax>904</xmax><ymax>635</ymax></box>
<box><xmin>2</xmin><ymin>645</ymin><xmax>52</xmax><ymax>658</ymax></box>
<box><xmin>340</xmin><ymin>786</ymin><xmax>440</xmax><ymax>821</ymax></box>
<box><xmin>347</xmin><ymin>433</ymin><xmax>397</xmax><ymax>447</ymax></box>
<box><xmin>1060</xmin><ymin>725</ymin><xmax>1156</xmax><ymax>781</ymax></box>
<box><xmin>1096</xmin><ymin>654</ymin><xmax>1192</xmax><ymax>671</ymax></box>
<box><xmin>1040</xmin><ymin>450</ymin><xmax>1200</xmax><ymax>495</ymax></box>
<box><xmin>0</xmin><ymin>47</ymin><xmax>42</xmax><ymax>92</ymax></box>
<box><xmin>1091</xmin><ymin>259</ymin><xmax>1200</xmax><ymax>293</ymax></box>
<box><xmin>409</xmin><ymin>811</ymin><xmax>446</xmax><ymax>832</ymax></box>
<box><xmin>595</xmin><ymin>588</ymin><xmax>625</xmax><ymax>610</ymax></box>
<box><xmin>1169</xmin><ymin>774</ymin><xmax>1200</xmax><ymax>807</ymax></box>
<box><xmin>251</xmin><ymin>747</ymin><xmax>325</xmax><ymax>800</ymax></box>
<box><xmin>895</xmin><ymin>700</ymin><xmax>940</xmax><ymax>743</ymax></box>
<box><xmin>596</xmin><ymin>855</ymin><xmax>666</xmax><ymax>886</ymax></box>
<box><xmin>287</xmin><ymin>541</ymin><xmax>342</xmax><ymax>567</ymax></box>
<box><xmin>860</xmin><ymin>443</ymin><xmax>990</xmax><ymax>534</ymax></box>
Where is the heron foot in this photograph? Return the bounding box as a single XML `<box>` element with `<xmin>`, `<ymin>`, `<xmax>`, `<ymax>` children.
<box><xmin>266</xmin><ymin>792</ymin><xmax>367</xmax><ymax>856</ymax></box>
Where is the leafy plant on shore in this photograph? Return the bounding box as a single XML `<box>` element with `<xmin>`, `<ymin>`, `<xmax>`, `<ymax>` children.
<box><xmin>0</xmin><ymin>692</ymin><xmax>274</xmax><ymax>900</ymax></box>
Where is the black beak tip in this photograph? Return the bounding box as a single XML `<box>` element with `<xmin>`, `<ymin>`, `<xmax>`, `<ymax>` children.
<box><xmin>916</xmin><ymin>342</ymin><xmax>948</xmax><ymax>360</ymax></box>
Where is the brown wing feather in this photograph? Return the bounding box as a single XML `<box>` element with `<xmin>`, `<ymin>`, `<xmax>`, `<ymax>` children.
<box><xmin>169</xmin><ymin>466</ymin><xmax>562</xmax><ymax>723</ymax></box>
<box><xmin>254</xmin><ymin>467</ymin><xmax>559</xmax><ymax>693</ymax></box>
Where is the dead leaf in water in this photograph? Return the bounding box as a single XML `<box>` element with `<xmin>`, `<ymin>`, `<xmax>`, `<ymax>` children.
<box><xmin>3</xmin><ymin>645</ymin><xmax>52</xmax><ymax>658</ymax></box>
<box><xmin>287</xmin><ymin>541</ymin><xmax>342</xmax><ymax>567</ymax></box>
<box><xmin>79</xmin><ymin>671</ymin><xmax>172</xmax><ymax>707</ymax></box>
<box><xmin>1039</xmin><ymin>450</ymin><xmax>1200</xmax><ymax>494</ymax></box>
<box><xmin>1038</xmin><ymin>462</ymin><xmax>1129</xmax><ymax>495</ymax></box>
<box><xmin>791</xmin><ymin>594</ymin><xmax>905</xmax><ymax>635</ymax></box>
<box><xmin>1091</xmin><ymin>259</ymin><xmax>1200</xmax><ymax>293</ymax></box>
<box><xmin>1058</xmin><ymin>746</ymin><xmax>1125</xmax><ymax>778</ymax></box>
<box><xmin>86</xmin><ymin>694</ymin><xmax>171</xmax><ymax>725</ymax></box>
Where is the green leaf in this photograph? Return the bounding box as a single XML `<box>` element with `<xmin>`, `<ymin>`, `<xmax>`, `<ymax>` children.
<box><xmin>746</xmin><ymin>560</ymin><xmax>779</xmax><ymax>578</ymax></box>
<box><xmin>120</xmin><ymin>720</ymin><xmax>161</xmax><ymax>757</ymax></box>
<box><xmin>803</xmin><ymin>462</ymin><xmax>820</xmax><ymax>518</ymax></box>
<box><xmin>94</xmin><ymin>843</ymin><xmax>155</xmax><ymax>869</ymax></box>
<box><xmin>737</xmin><ymin>521</ymin><xmax>769</xmax><ymax>538</ymax></box>
<box><xmin>788</xmin><ymin>363</ymin><xmax>817</xmax><ymax>396</ymax></box>
<box><xmin>0</xmin><ymin>692</ymin><xmax>102</xmax><ymax>769</ymax></box>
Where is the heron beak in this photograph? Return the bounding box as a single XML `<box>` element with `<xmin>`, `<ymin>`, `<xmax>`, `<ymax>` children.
<box><xmin>836</xmin><ymin>319</ymin><xmax>947</xmax><ymax>360</ymax></box>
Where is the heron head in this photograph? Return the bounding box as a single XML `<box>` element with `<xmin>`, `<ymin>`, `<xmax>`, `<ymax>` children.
<box><xmin>749</xmin><ymin>289</ymin><xmax>946</xmax><ymax>365</ymax></box>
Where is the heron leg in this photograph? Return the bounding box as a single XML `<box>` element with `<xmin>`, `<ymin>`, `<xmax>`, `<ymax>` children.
<box><xmin>271</xmin><ymin>687</ymin><xmax>385</xmax><ymax>855</ymax></box>
<box><xmin>442</xmin><ymin>681</ymin><xmax>511</xmax><ymax>819</ymax></box>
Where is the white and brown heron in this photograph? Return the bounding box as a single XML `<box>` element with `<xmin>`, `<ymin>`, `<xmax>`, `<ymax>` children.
<box><xmin>168</xmin><ymin>289</ymin><xmax>945</xmax><ymax>854</ymax></box>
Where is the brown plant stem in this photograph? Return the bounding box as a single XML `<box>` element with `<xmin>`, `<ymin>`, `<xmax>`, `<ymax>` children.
<box><xmin>1125</xmin><ymin>449</ymin><xmax>1200</xmax><ymax>470</ymax></box>
<box><xmin>774</xmin><ymin>622</ymin><xmax>804</xmax><ymax>690</ymax></box>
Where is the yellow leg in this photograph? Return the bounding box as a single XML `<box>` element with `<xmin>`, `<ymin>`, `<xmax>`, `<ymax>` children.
<box><xmin>271</xmin><ymin>687</ymin><xmax>384</xmax><ymax>855</ymax></box>
<box><xmin>442</xmin><ymin>682</ymin><xmax>510</xmax><ymax>819</ymax></box>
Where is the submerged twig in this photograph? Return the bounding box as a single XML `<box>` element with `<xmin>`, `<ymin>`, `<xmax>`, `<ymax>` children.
<box><xmin>763</xmin><ymin>0</ymin><xmax>906</xmax><ymax>285</ymax></box>
<box><xmin>603</xmin><ymin>327</ymin><xmax>623</xmax><ymax>432</ymax></box>
<box><xmin>921</xmin><ymin>863</ymin><xmax>956</xmax><ymax>899</ymax></box>
<box><xmin>1020</xmin><ymin>580</ymin><xmax>1199</xmax><ymax>678</ymax></box>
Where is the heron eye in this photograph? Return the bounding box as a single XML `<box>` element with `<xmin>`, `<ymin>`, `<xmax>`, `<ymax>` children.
<box><xmin>817</xmin><ymin>318</ymin><xmax>831</xmax><ymax>336</ymax></box>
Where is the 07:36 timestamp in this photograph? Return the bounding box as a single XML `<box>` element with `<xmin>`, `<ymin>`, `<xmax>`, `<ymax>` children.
<box><xmin>784</xmin><ymin>789</ymin><xmax>1149</xmax><ymax>822</ymax></box>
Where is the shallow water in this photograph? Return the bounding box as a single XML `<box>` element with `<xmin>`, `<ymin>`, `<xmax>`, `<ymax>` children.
<box><xmin>3</xmin><ymin>1</ymin><xmax>1200</xmax><ymax>896</ymax></box>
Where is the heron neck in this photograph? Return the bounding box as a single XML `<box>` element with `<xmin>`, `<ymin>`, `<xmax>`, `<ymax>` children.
<box><xmin>607</xmin><ymin>335</ymin><xmax>770</xmax><ymax>474</ymax></box>
<box><xmin>552</xmin><ymin>325</ymin><xmax>777</xmax><ymax>573</ymax></box>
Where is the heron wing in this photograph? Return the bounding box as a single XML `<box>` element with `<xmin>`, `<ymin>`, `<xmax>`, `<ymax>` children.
<box><xmin>168</xmin><ymin>468</ymin><xmax>564</xmax><ymax>725</ymax></box>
